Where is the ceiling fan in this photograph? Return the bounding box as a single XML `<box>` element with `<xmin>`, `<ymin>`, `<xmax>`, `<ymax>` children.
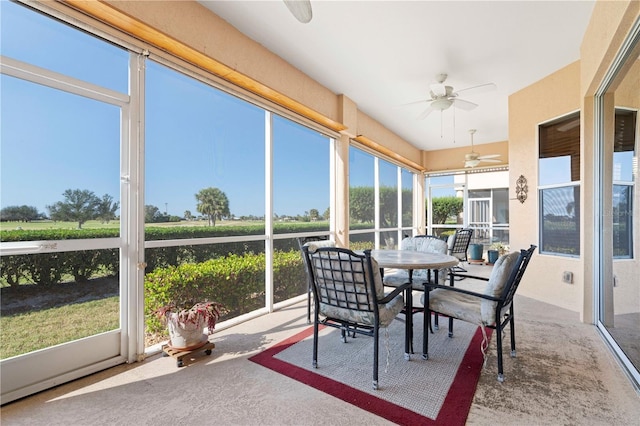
<box><xmin>464</xmin><ymin>129</ymin><xmax>501</xmax><ymax>168</ymax></box>
<box><xmin>404</xmin><ymin>73</ymin><xmax>496</xmax><ymax>119</ymax></box>
<box><xmin>283</xmin><ymin>0</ymin><xmax>313</xmax><ymax>23</ymax></box>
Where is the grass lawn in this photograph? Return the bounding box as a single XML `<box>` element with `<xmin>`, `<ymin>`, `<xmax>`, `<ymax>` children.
<box><xmin>0</xmin><ymin>297</ymin><xmax>119</xmax><ymax>359</ymax></box>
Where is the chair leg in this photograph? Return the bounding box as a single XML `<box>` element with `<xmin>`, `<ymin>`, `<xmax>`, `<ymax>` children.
<box><xmin>496</xmin><ymin>323</ymin><xmax>505</xmax><ymax>382</ymax></box>
<box><xmin>312</xmin><ymin>317</ymin><xmax>319</xmax><ymax>369</ymax></box>
<box><xmin>509</xmin><ymin>312</ymin><xmax>516</xmax><ymax>357</ymax></box>
<box><xmin>448</xmin><ymin>317</ymin><xmax>454</xmax><ymax>338</ymax></box>
<box><xmin>307</xmin><ymin>284</ymin><xmax>312</xmax><ymax>324</ymax></box>
<box><xmin>373</xmin><ymin>327</ymin><xmax>379</xmax><ymax>390</ymax></box>
<box><xmin>422</xmin><ymin>306</ymin><xmax>430</xmax><ymax>360</ymax></box>
<box><xmin>405</xmin><ymin>286</ymin><xmax>413</xmax><ymax>358</ymax></box>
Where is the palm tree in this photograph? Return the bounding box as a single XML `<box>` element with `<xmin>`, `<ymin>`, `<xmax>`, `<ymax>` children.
<box><xmin>195</xmin><ymin>187</ymin><xmax>230</xmax><ymax>226</ymax></box>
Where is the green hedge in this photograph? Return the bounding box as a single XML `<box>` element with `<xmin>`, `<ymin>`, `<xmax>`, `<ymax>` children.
<box><xmin>0</xmin><ymin>223</ymin><xmax>328</xmax><ymax>286</ymax></box>
<box><xmin>144</xmin><ymin>249</ymin><xmax>306</xmax><ymax>334</ymax></box>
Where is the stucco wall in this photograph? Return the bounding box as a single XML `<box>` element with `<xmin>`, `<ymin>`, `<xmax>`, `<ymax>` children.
<box><xmin>508</xmin><ymin>61</ymin><xmax>583</xmax><ymax>311</ymax></box>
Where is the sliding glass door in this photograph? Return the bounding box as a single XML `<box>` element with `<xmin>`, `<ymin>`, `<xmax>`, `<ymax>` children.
<box><xmin>0</xmin><ymin>2</ymin><xmax>135</xmax><ymax>403</ymax></box>
<box><xmin>595</xmin><ymin>19</ymin><xmax>639</xmax><ymax>388</ymax></box>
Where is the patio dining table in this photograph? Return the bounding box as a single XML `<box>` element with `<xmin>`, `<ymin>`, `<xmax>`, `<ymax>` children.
<box><xmin>369</xmin><ymin>249</ymin><xmax>459</xmax><ymax>358</ymax></box>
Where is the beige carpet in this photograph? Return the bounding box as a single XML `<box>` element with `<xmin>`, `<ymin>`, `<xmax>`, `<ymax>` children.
<box><xmin>270</xmin><ymin>313</ymin><xmax>480</xmax><ymax>420</ymax></box>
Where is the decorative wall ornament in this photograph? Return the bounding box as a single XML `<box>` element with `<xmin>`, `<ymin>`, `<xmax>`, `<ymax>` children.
<box><xmin>515</xmin><ymin>175</ymin><xmax>528</xmax><ymax>203</ymax></box>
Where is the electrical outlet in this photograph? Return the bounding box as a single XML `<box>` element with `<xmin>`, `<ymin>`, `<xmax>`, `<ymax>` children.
<box><xmin>562</xmin><ymin>271</ymin><xmax>573</xmax><ymax>284</ymax></box>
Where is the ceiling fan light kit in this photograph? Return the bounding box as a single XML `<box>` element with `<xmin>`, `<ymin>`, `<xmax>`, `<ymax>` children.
<box><xmin>431</xmin><ymin>98</ymin><xmax>453</xmax><ymax>110</ymax></box>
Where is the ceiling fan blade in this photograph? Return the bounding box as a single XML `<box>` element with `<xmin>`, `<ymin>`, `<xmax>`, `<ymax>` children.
<box><xmin>452</xmin><ymin>98</ymin><xmax>478</xmax><ymax>111</ymax></box>
<box><xmin>396</xmin><ymin>99</ymin><xmax>429</xmax><ymax>108</ymax></box>
<box><xmin>283</xmin><ymin>0</ymin><xmax>313</xmax><ymax>23</ymax></box>
<box><xmin>417</xmin><ymin>105</ymin><xmax>435</xmax><ymax>119</ymax></box>
<box><xmin>478</xmin><ymin>154</ymin><xmax>501</xmax><ymax>159</ymax></box>
<box><xmin>480</xmin><ymin>158</ymin><xmax>502</xmax><ymax>163</ymax></box>
<box><xmin>465</xmin><ymin>159</ymin><xmax>480</xmax><ymax>168</ymax></box>
<box><xmin>454</xmin><ymin>82</ymin><xmax>497</xmax><ymax>95</ymax></box>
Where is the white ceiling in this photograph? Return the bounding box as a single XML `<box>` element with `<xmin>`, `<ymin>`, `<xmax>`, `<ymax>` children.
<box><xmin>199</xmin><ymin>1</ymin><xmax>596</xmax><ymax>151</ymax></box>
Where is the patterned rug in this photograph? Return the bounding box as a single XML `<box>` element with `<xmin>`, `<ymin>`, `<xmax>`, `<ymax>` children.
<box><xmin>249</xmin><ymin>312</ymin><xmax>490</xmax><ymax>425</ymax></box>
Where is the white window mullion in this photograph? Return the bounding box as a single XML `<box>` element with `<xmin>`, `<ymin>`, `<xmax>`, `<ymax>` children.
<box><xmin>397</xmin><ymin>167</ymin><xmax>402</xmax><ymax>244</ymax></box>
<box><xmin>264</xmin><ymin>111</ymin><xmax>274</xmax><ymax>312</ymax></box>
<box><xmin>374</xmin><ymin>158</ymin><xmax>380</xmax><ymax>248</ymax></box>
<box><xmin>128</xmin><ymin>51</ymin><xmax>146</xmax><ymax>363</ymax></box>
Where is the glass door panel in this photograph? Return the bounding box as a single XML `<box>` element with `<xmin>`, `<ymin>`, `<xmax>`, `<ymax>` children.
<box><xmin>597</xmin><ymin>28</ymin><xmax>639</xmax><ymax>388</ymax></box>
<box><xmin>0</xmin><ymin>2</ymin><xmax>130</xmax><ymax>402</ymax></box>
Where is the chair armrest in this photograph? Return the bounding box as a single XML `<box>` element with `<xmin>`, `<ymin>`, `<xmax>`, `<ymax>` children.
<box><xmin>449</xmin><ymin>272</ymin><xmax>490</xmax><ymax>282</ymax></box>
<box><xmin>378</xmin><ymin>281</ymin><xmax>411</xmax><ymax>304</ymax></box>
<box><xmin>423</xmin><ymin>282</ymin><xmax>501</xmax><ymax>302</ymax></box>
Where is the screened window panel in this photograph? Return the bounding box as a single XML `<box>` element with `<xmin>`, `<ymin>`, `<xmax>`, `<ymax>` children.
<box><xmin>0</xmin><ymin>1</ymin><xmax>128</xmax><ymax>92</ymax></box>
<box><xmin>349</xmin><ymin>147</ymin><xmax>375</xmax><ymax>225</ymax></box>
<box><xmin>539</xmin><ymin>186</ymin><xmax>580</xmax><ymax>256</ymax></box>
<box><xmin>613</xmin><ymin>185</ymin><xmax>633</xmax><ymax>258</ymax></box>
<box><xmin>145</xmin><ymin>60</ymin><xmax>265</xmax><ymax>234</ymax></box>
<box><xmin>379</xmin><ymin>159</ymin><xmax>398</xmax><ymax>229</ymax></box>
<box><xmin>273</xmin><ymin>115</ymin><xmax>330</xmax><ymax>229</ymax></box>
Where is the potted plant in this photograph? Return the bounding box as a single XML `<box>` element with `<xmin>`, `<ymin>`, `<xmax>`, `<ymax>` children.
<box><xmin>490</xmin><ymin>242</ymin><xmax>509</xmax><ymax>256</ymax></box>
<box><xmin>468</xmin><ymin>243</ymin><xmax>484</xmax><ymax>261</ymax></box>
<box><xmin>154</xmin><ymin>300</ymin><xmax>227</xmax><ymax>350</ymax></box>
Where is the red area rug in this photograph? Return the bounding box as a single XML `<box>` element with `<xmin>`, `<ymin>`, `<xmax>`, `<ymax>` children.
<box><xmin>249</xmin><ymin>316</ymin><xmax>490</xmax><ymax>425</ymax></box>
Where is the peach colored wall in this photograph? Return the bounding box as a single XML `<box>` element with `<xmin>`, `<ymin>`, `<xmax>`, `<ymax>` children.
<box><xmin>508</xmin><ymin>61</ymin><xmax>583</xmax><ymax>312</ymax></box>
<box><xmin>356</xmin><ymin>111</ymin><xmax>422</xmax><ymax>164</ymax></box>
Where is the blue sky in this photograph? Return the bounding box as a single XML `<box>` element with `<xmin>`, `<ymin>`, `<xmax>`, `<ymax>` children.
<box><xmin>2</xmin><ymin>1</ymin><xmax>378</xmax><ymax>219</ymax></box>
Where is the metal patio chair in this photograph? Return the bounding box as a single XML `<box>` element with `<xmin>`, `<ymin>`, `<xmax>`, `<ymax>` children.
<box><xmin>302</xmin><ymin>245</ymin><xmax>410</xmax><ymax>390</ymax></box>
<box><xmin>422</xmin><ymin>245</ymin><xmax>536</xmax><ymax>382</ymax></box>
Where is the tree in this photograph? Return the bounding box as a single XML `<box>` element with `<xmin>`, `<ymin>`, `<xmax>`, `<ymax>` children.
<box><xmin>323</xmin><ymin>207</ymin><xmax>330</xmax><ymax>221</ymax></box>
<box><xmin>184</xmin><ymin>210</ymin><xmax>193</xmax><ymax>221</ymax></box>
<box><xmin>0</xmin><ymin>205</ymin><xmax>42</xmax><ymax>222</ymax></box>
<box><xmin>47</xmin><ymin>189</ymin><xmax>100</xmax><ymax>229</ymax></box>
<box><xmin>145</xmin><ymin>205</ymin><xmax>161</xmax><ymax>223</ymax></box>
<box><xmin>430</xmin><ymin>196</ymin><xmax>464</xmax><ymax>224</ymax></box>
<box><xmin>95</xmin><ymin>194</ymin><xmax>119</xmax><ymax>223</ymax></box>
<box><xmin>195</xmin><ymin>187</ymin><xmax>230</xmax><ymax>226</ymax></box>
<box><xmin>309</xmin><ymin>208</ymin><xmax>320</xmax><ymax>221</ymax></box>
<box><xmin>349</xmin><ymin>186</ymin><xmax>375</xmax><ymax>223</ymax></box>
<box><xmin>349</xmin><ymin>186</ymin><xmax>410</xmax><ymax>227</ymax></box>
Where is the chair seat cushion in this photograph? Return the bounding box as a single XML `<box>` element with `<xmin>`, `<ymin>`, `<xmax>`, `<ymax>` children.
<box><xmin>423</xmin><ymin>289</ymin><xmax>483</xmax><ymax>325</ymax></box>
<box><xmin>320</xmin><ymin>292</ymin><xmax>404</xmax><ymax>328</ymax></box>
<box><xmin>383</xmin><ymin>271</ymin><xmax>433</xmax><ymax>290</ymax></box>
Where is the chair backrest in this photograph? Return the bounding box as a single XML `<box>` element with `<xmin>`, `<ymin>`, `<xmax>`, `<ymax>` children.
<box><xmin>401</xmin><ymin>235</ymin><xmax>447</xmax><ymax>254</ymax></box>
<box><xmin>297</xmin><ymin>235</ymin><xmax>329</xmax><ymax>249</ymax></box>
<box><xmin>480</xmin><ymin>245</ymin><xmax>536</xmax><ymax>324</ymax></box>
<box><xmin>399</xmin><ymin>236</ymin><xmax>448</xmax><ymax>283</ymax></box>
<box><xmin>302</xmin><ymin>246</ymin><xmax>383</xmax><ymax>315</ymax></box>
<box><xmin>501</xmin><ymin>245</ymin><xmax>536</xmax><ymax>304</ymax></box>
<box><xmin>298</xmin><ymin>237</ymin><xmax>335</xmax><ymax>289</ymax></box>
<box><xmin>447</xmin><ymin>228</ymin><xmax>473</xmax><ymax>261</ymax></box>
